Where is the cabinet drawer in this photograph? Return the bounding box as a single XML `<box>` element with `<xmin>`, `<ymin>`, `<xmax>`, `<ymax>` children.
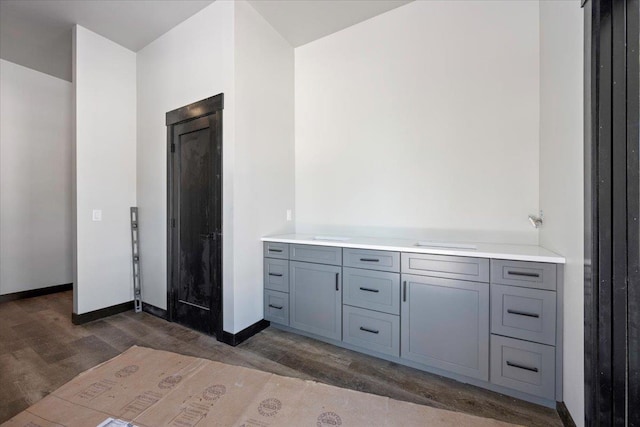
<box><xmin>264</xmin><ymin>242</ymin><xmax>289</xmax><ymax>259</ymax></box>
<box><xmin>290</xmin><ymin>244</ymin><xmax>342</xmax><ymax>266</ymax></box>
<box><xmin>490</xmin><ymin>260</ymin><xmax>557</xmax><ymax>291</ymax></box>
<box><xmin>264</xmin><ymin>258</ymin><xmax>289</xmax><ymax>293</ymax></box>
<box><xmin>343</xmin><ymin>305</ymin><xmax>400</xmax><ymax>357</ymax></box>
<box><xmin>490</xmin><ymin>335</ymin><xmax>555</xmax><ymax>400</ymax></box>
<box><xmin>264</xmin><ymin>290</ymin><xmax>289</xmax><ymax>325</ymax></box>
<box><xmin>491</xmin><ymin>284</ymin><xmax>556</xmax><ymax>345</ymax></box>
<box><xmin>343</xmin><ymin>267</ymin><xmax>400</xmax><ymax>315</ymax></box>
<box><xmin>401</xmin><ymin>253</ymin><xmax>489</xmax><ymax>283</ymax></box>
<box><xmin>343</xmin><ymin>248</ymin><xmax>400</xmax><ymax>272</ymax></box>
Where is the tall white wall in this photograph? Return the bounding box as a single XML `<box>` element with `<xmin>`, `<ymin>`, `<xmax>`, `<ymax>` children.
<box><xmin>233</xmin><ymin>0</ymin><xmax>295</xmax><ymax>332</ymax></box>
<box><xmin>294</xmin><ymin>0</ymin><xmax>541</xmax><ymax>245</ymax></box>
<box><xmin>136</xmin><ymin>0</ymin><xmax>294</xmax><ymax>334</ymax></box>
<box><xmin>538</xmin><ymin>2</ymin><xmax>584</xmax><ymax>424</ymax></box>
<box><xmin>73</xmin><ymin>25</ymin><xmax>137</xmax><ymax>314</ymax></box>
<box><xmin>136</xmin><ymin>1</ymin><xmax>236</xmax><ymax>328</ymax></box>
<box><xmin>0</xmin><ymin>59</ymin><xmax>73</xmax><ymax>295</ymax></box>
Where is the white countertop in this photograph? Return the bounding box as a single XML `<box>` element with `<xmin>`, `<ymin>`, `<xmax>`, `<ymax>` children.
<box><xmin>261</xmin><ymin>234</ymin><xmax>565</xmax><ymax>264</ymax></box>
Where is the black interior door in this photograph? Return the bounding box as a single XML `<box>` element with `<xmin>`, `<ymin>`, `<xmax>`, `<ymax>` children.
<box><xmin>167</xmin><ymin>95</ymin><xmax>223</xmax><ymax>338</ymax></box>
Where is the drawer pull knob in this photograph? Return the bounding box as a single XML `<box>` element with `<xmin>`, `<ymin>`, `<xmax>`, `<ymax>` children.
<box><xmin>268</xmin><ymin>273</ymin><xmax>283</xmax><ymax>277</ymax></box>
<box><xmin>360</xmin><ymin>258</ymin><xmax>379</xmax><ymax>262</ymax></box>
<box><xmin>507</xmin><ymin>309</ymin><xmax>540</xmax><ymax>318</ymax></box>
<box><xmin>359</xmin><ymin>287</ymin><xmax>379</xmax><ymax>293</ymax></box>
<box><xmin>268</xmin><ymin>304</ymin><xmax>283</xmax><ymax>310</ymax></box>
<box><xmin>359</xmin><ymin>326</ymin><xmax>379</xmax><ymax>334</ymax></box>
<box><xmin>507</xmin><ymin>270</ymin><xmax>540</xmax><ymax>278</ymax></box>
<box><xmin>506</xmin><ymin>361</ymin><xmax>539</xmax><ymax>373</ymax></box>
<box><xmin>268</xmin><ymin>248</ymin><xmax>283</xmax><ymax>253</ymax></box>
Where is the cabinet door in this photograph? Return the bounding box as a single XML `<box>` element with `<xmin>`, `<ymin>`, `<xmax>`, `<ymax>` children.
<box><xmin>290</xmin><ymin>261</ymin><xmax>342</xmax><ymax>341</ymax></box>
<box><xmin>401</xmin><ymin>274</ymin><xmax>489</xmax><ymax>380</ymax></box>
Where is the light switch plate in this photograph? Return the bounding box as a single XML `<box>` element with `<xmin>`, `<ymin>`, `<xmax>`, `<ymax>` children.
<box><xmin>92</xmin><ymin>209</ymin><xmax>102</xmax><ymax>222</ymax></box>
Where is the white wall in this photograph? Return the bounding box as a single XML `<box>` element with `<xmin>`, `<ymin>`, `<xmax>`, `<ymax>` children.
<box><xmin>538</xmin><ymin>2</ymin><xmax>584</xmax><ymax>424</ymax></box>
<box><xmin>136</xmin><ymin>1</ymin><xmax>236</xmax><ymax>327</ymax></box>
<box><xmin>233</xmin><ymin>0</ymin><xmax>295</xmax><ymax>332</ymax></box>
<box><xmin>136</xmin><ymin>0</ymin><xmax>294</xmax><ymax>334</ymax></box>
<box><xmin>294</xmin><ymin>0</ymin><xmax>540</xmax><ymax>245</ymax></box>
<box><xmin>73</xmin><ymin>25</ymin><xmax>136</xmax><ymax>314</ymax></box>
<box><xmin>0</xmin><ymin>59</ymin><xmax>73</xmax><ymax>295</ymax></box>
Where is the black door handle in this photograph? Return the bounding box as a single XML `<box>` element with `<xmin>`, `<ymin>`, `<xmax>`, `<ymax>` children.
<box><xmin>359</xmin><ymin>287</ymin><xmax>379</xmax><ymax>293</ymax></box>
<box><xmin>268</xmin><ymin>248</ymin><xmax>283</xmax><ymax>253</ymax></box>
<box><xmin>506</xmin><ymin>361</ymin><xmax>539</xmax><ymax>373</ymax></box>
<box><xmin>268</xmin><ymin>304</ymin><xmax>283</xmax><ymax>310</ymax></box>
<box><xmin>359</xmin><ymin>258</ymin><xmax>379</xmax><ymax>262</ymax></box>
<box><xmin>335</xmin><ymin>272</ymin><xmax>340</xmax><ymax>291</ymax></box>
<box><xmin>506</xmin><ymin>270</ymin><xmax>540</xmax><ymax>278</ymax></box>
<box><xmin>507</xmin><ymin>309</ymin><xmax>540</xmax><ymax>318</ymax></box>
<box><xmin>403</xmin><ymin>281</ymin><xmax>407</xmax><ymax>302</ymax></box>
<box><xmin>359</xmin><ymin>326</ymin><xmax>379</xmax><ymax>334</ymax></box>
<box><xmin>268</xmin><ymin>273</ymin><xmax>283</xmax><ymax>277</ymax></box>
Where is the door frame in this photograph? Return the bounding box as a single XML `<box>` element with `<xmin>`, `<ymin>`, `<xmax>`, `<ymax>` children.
<box><xmin>166</xmin><ymin>93</ymin><xmax>224</xmax><ymax>340</ymax></box>
<box><xmin>583</xmin><ymin>0</ymin><xmax>639</xmax><ymax>425</ymax></box>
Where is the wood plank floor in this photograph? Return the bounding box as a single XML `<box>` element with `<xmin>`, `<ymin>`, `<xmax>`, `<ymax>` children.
<box><xmin>0</xmin><ymin>291</ymin><xmax>563</xmax><ymax>426</ymax></box>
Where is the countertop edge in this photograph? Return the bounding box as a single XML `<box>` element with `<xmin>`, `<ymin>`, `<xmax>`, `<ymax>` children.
<box><xmin>261</xmin><ymin>237</ymin><xmax>566</xmax><ymax>264</ymax></box>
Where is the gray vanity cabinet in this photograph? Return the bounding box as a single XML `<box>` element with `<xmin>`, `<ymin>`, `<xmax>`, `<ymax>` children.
<box><xmin>263</xmin><ymin>239</ymin><xmax>563</xmax><ymax>407</ymax></box>
<box><xmin>290</xmin><ymin>261</ymin><xmax>342</xmax><ymax>341</ymax></box>
<box><xmin>401</xmin><ymin>274</ymin><xmax>490</xmax><ymax>381</ymax></box>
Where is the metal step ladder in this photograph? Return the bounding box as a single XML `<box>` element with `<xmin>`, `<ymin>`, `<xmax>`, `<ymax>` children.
<box><xmin>130</xmin><ymin>207</ymin><xmax>142</xmax><ymax>313</ymax></box>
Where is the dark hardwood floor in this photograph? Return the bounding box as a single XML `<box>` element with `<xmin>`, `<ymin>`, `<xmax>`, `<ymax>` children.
<box><xmin>0</xmin><ymin>291</ymin><xmax>562</xmax><ymax>426</ymax></box>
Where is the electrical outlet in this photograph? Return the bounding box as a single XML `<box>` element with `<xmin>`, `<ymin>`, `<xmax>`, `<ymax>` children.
<box><xmin>92</xmin><ymin>209</ymin><xmax>102</xmax><ymax>222</ymax></box>
<box><xmin>286</xmin><ymin>209</ymin><xmax>292</xmax><ymax>221</ymax></box>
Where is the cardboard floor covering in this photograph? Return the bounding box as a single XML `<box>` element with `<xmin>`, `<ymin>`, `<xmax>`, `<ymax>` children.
<box><xmin>2</xmin><ymin>345</ymin><xmax>519</xmax><ymax>427</ymax></box>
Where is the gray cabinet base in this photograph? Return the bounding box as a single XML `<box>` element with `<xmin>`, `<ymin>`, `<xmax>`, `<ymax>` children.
<box><xmin>269</xmin><ymin>323</ymin><xmax>558</xmax><ymax>409</ymax></box>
